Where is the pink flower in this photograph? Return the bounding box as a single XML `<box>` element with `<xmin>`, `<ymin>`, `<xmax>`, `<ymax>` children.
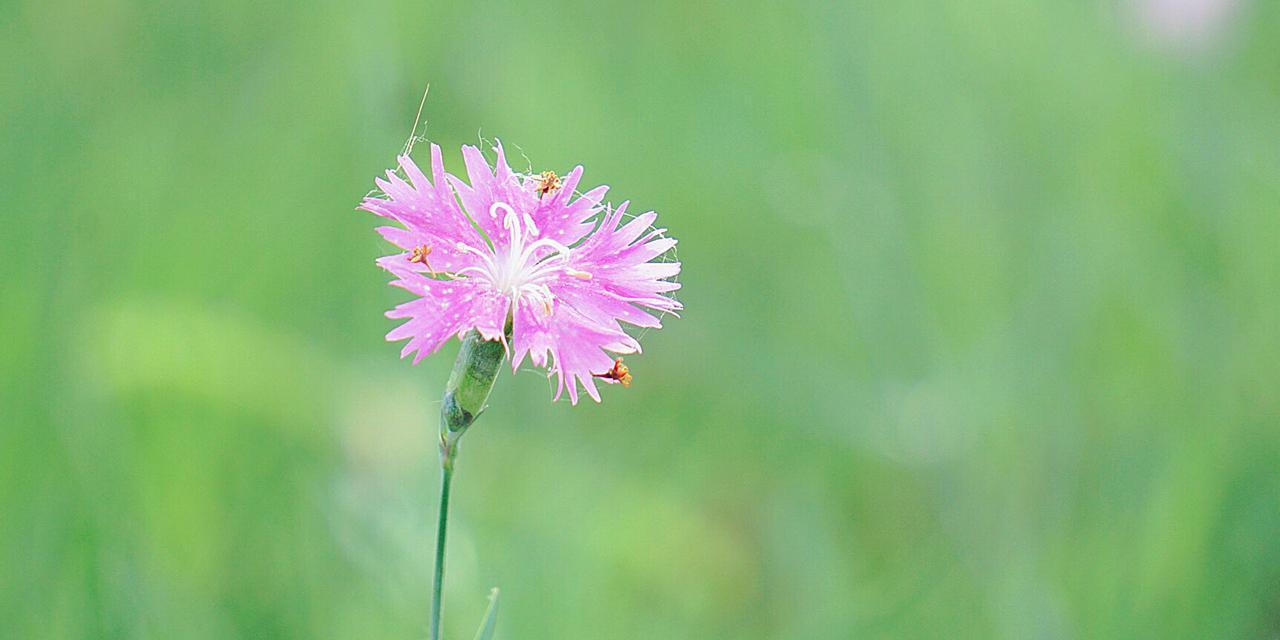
<box><xmin>359</xmin><ymin>142</ymin><xmax>681</xmax><ymax>404</ymax></box>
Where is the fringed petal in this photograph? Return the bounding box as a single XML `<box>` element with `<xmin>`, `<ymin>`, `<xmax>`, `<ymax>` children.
<box><xmin>447</xmin><ymin>141</ymin><xmax>538</xmax><ymax>254</ymax></box>
<box><xmin>359</xmin><ymin>146</ymin><xmax>488</xmax><ymax>274</ymax></box>
<box><xmin>511</xmin><ymin>300</ymin><xmax>639</xmax><ymax>405</ymax></box>
<box><xmin>380</xmin><ymin>261</ymin><xmax>510</xmax><ymax>364</ymax></box>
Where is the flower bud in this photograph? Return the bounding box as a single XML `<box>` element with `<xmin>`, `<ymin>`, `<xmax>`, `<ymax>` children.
<box><xmin>439</xmin><ymin>330</ymin><xmax>506</xmax><ymax>460</ymax></box>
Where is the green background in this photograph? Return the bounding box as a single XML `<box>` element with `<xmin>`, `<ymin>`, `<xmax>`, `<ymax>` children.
<box><xmin>4</xmin><ymin>1</ymin><xmax>1279</xmax><ymax>638</ymax></box>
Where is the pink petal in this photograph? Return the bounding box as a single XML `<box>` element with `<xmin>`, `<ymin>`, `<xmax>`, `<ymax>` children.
<box><xmin>359</xmin><ymin>147</ymin><xmax>489</xmax><ymax>274</ymax></box>
<box><xmin>511</xmin><ymin>301</ymin><xmax>639</xmax><ymax>405</ymax></box>
<box><xmin>508</xmin><ymin>199</ymin><xmax>680</xmax><ymax>402</ymax></box>
<box><xmin>549</xmin><ymin>200</ymin><xmax>683</xmax><ymax>329</ymax></box>
<box><xmin>523</xmin><ymin>167</ymin><xmax>609</xmax><ymax>251</ymax></box>
<box><xmin>381</xmin><ymin>266</ymin><xmax>510</xmax><ymax>364</ymax></box>
<box><xmin>447</xmin><ymin>141</ymin><xmax>538</xmax><ymax>254</ymax></box>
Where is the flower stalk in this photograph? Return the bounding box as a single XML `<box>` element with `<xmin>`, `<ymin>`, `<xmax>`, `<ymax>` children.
<box><xmin>430</xmin><ymin>328</ymin><xmax>507</xmax><ymax>640</ymax></box>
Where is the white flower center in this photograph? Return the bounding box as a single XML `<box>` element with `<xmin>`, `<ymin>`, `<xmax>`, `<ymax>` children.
<box><xmin>454</xmin><ymin>201</ymin><xmax>574</xmax><ymax>315</ymax></box>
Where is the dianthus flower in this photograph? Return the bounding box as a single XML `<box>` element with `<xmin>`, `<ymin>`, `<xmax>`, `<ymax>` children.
<box><xmin>358</xmin><ymin>142</ymin><xmax>680</xmax><ymax>403</ymax></box>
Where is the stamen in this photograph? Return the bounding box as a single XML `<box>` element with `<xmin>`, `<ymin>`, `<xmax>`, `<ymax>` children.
<box><xmin>520</xmin><ymin>257</ymin><xmax>571</xmax><ymax>284</ymax></box>
<box><xmin>407</xmin><ymin>244</ymin><xmax>435</xmax><ymax>274</ymax></box>
<box><xmin>592</xmin><ymin>358</ymin><xmax>632</xmax><ymax>387</ymax></box>
<box><xmin>453</xmin><ymin>266</ymin><xmax>492</xmax><ymax>282</ymax></box>
<box><xmin>521</xmin><ymin>283</ymin><xmax>555</xmax><ymax>317</ymax></box>
<box><xmin>566</xmin><ymin>268</ymin><xmax>593</xmax><ymax>280</ymax></box>
<box><xmin>495</xmin><ymin>202</ymin><xmax>516</xmax><ymax>223</ymax></box>
<box><xmin>534</xmin><ymin>170</ymin><xmax>562</xmax><ymax>196</ymax></box>
<box><xmin>454</xmin><ymin>242</ymin><xmax>497</xmax><ymax>272</ymax></box>
<box><xmin>516</xmin><ymin>237</ymin><xmax>573</xmax><ymax>270</ymax></box>
<box><xmin>453</xmin><ymin>200</ymin><xmax>577</xmax><ymax>314</ymax></box>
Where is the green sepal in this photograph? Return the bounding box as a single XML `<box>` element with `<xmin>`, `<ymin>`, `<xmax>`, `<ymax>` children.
<box><xmin>439</xmin><ymin>328</ymin><xmax>509</xmax><ymax>461</ymax></box>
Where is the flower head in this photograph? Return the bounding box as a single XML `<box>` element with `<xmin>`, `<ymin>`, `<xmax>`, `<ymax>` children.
<box><xmin>359</xmin><ymin>142</ymin><xmax>681</xmax><ymax>404</ymax></box>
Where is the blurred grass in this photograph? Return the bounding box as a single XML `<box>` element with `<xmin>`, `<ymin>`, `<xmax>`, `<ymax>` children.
<box><xmin>3</xmin><ymin>0</ymin><xmax>1279</xmax><ymax>638</ymax></box>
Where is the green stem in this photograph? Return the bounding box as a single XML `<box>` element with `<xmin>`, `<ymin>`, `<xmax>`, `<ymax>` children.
<box><xmin>428</xmin><ymin>328</ymin><xmax>507</xmax><ymax>640</ymax></box>
<box><xmin>430</xmin><ymin>448</ymin><xmax>456</xmax><ymax>640</ymax></box>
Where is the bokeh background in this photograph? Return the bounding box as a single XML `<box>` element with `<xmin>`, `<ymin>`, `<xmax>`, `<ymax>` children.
<box><xmin>4</xmin><ymin>1</ymin><xmax>1279</xmax><ymax>638</ymax></box>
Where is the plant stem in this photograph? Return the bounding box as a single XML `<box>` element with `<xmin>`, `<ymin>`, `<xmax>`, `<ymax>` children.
<box><xmin>429</xmin><ymin>328</ymin><xmax>506</xmax><ymax>640</ymax></box>
<box><xmin>429</xmin><ymin>448</ymin><xmax>456</xmax><ymax>640</ymax></box>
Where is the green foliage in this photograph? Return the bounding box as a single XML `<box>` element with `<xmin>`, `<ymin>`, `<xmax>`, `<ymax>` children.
<box><xmin>2</xmin><ymin>1</ymin><xmax>1279</xmax><ymax>639</ymax></box>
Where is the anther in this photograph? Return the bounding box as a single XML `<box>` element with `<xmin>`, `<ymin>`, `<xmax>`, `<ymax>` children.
<box><xmin>408</xmin><ymin>245</ymin><xmax>436</xmax><ymax>274</ymax></box>
<box><xmin>534</xmin><ymin>170</ymin><xmax>562</xmax><ymax>196</ymax></box>
<box><xmin>592</xmin><ymin>358</ymin><xmax>632</xmax><ymax>387</ymax></box>
<box><xmin>566</xmin><ymin>268</ymin><xmax>593</xmax><ymax>280</ymax></box>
